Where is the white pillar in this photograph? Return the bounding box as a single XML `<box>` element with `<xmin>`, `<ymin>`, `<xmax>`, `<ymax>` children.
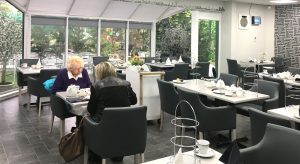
<box><xmin>151</xmin><ymin>22</ymin><xmax>156</xmax><ymax>57</ymax></box>
<box><xmin>98</xmin><ymin>19</ymin><xmax>101</xmax><ymax>56</ymax></box>
<box><xmin>64</xmin><ymin>17</ymin><xmax>69</xmax><ymax>67</ymax></box>
<box><xmin>126</xmin><ymin>21</ymin><xmax>130</xmax><ymax>62</ymax></box>
<box><xmin>191</xmin><ymin>11</ymin><xmax>199</xmax><ymax>63</ymax></box>
<box><xmin>24</xmin><ymin>14</ymin><xmax>31</xmax><ymax>59</ymax></box>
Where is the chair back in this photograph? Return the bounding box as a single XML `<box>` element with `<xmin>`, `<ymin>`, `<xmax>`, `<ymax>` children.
<box><xmin>274</xmin><ymin>56</ymin><xmax>285</xmax><ymax>73</ymax></box>
<box><xmin>227</xmin><ymin>59</ymin><xmax>241</xmax><ymax>77</ymax></box>
<box><xmin>250</xmin><ymin>79</ymin><xmax>280</xmax><ymax>111</ymax></box>
<box><xmin>173</xmin><ymin>63</ymin><xmax>189</xmax><ymax>79</ymax></box>
<box><xmin>219</xmin><ymin>73</ymin><xmax>239</xmax><ymax>86</ymax></box>
<box><xmin>249</xmin><ymin>108</ymin><xmax>291</xmax><ymax>145</ymax></box>
<box><xmin>288</xmin><ymin>67</ymin><xmax>300</xmax><ymax>75</ymax></box>
<box><xmin>50</xmin><ymin>94</ymin><xmax>75</xmax><ymax>119</ymax></box>
<box><xmin>195</xmin><ymin>62</ymin><xmax>210</xmax><ymax>78</ymax></box>
<box><xmin>262</xmin><ymin>76</ymin><xmax>285</xmax><ymax>108</ymax></box>
<box><xmin>83</xmin><ymin>106</ymin><xmax>147</xmax><ymax>158</ymax></box>
<box><xmin>157</xmin><ymin>79</ymin><xmax>180</xmax><ymax>116</ymax></box>
<box><xmin>240</xmin><ymin>124</ymin><xmax>300</xmax><ymax>164</ymax></box>
<box><xmin>93</xmin><ymin>56</ymin><xmax>108</xmax><ymax>65</ymax></box>
<box><xmin>39</xmin><ymin>69</ymin><xmax>60</xmax><ymax>84</ymax></box>
<box><xmin>164</xmin><ymin>63</ymin><xmax>189</xmax><ymax>81</ymax></box>
<box><xmin>116</xmin><ymin>72</ymin><xmax>126</xmax><ymax>80</ymax></box>
<box><xmin>177</xmin><ymin>87</ymin><xmax>236</xmax><ymax>132</ymax></box>
<box><xmin>144</xmin><ymin>57</ymin><xmax>154</xmax><ymax>63</ymax></box>
<box><xmin>19</xmin><ymin>59</ymin><xmax>39</xmax><ymax>66</ymax></box>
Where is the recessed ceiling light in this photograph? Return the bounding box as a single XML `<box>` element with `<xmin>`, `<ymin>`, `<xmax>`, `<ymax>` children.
<box><xmin>270</xmin><ymin>0</ymin><xmax>298</xmax><ymax>3</ymax></box>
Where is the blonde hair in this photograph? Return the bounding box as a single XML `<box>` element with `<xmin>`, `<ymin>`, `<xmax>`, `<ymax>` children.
<box><xmin>67</xmin><ymin>56</ymin><xmax>84</xmax><ymax>70</ymax></box>
<box><xmin>95</xmin><ymin>62</ymin><xmax>116</xmax><ymax>80</ymax></box>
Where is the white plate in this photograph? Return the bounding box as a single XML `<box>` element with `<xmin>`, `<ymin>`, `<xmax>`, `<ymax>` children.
<box><xmin>164</xmin><ymin>64</ymin><xmax>173</xmax><ymax>66</ymax></box>
<box><xmin>195</xmin><ymin>148</ymin><xmax>215</xmax><ymax>158</ymax></box>
<box><xmin>212</xmin><ymin>89</ymin><xmax>225</xmax><ymax>94</ymax></box>
<box><xmin>173</xmin><ymin>80</ymin><xmax>185</xmax><ymax>84</ymax></box>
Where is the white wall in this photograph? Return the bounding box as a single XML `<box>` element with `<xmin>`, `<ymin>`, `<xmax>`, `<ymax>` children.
<box><xmin>219</xmin><ymin>2</ymin><xmax>275</xmax><ymax>72</ymax></box>
<box><xmin>233</xmin><ymin>3</ymin><xmax>275</xmax><ymax>61</ymax></box>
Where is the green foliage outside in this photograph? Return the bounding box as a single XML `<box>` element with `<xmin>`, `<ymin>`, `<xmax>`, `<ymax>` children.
<box><xmin>68</xmin><ymin>26</ymin><xmax>97</xmax><ymax>54</ymax></box>
<box><xmin>100</xmin><ymin>28</ymin><xmax>125</xmax><ymax>58</ymax></box>
<box><xmin>0</xmin><ymin>1</ymin><xmax>22</xmax><ymax>85</ymax></box>
<box><xmin>156</xmin><ymin>11</ymin><xmax>191</xmax><ymax>58</ymax></box>
<box><xmin>198</xmin><ymin>20</ymin><xmax>218</xmax><ymax>63</ymax></box>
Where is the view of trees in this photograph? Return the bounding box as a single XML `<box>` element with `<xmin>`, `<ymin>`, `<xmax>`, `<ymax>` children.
<box><xmin>129</xmin><ymin>29</ymin><xmax>151</xmax><ymax>57</ymax></box>
<box><xmin>100</xmin><ymin>28</ymin><xmax>125</xmax><ymax>59</ymax></box>
<box><xmin>198</xmin><ymin>20</ymin><xmax>218</xmax><ymax>63</ymax></box>
<box><xmin>68</xmin><ymin>26</ymin><xmax>97</xmax><ymax>54</ymax></box>
<box><xmin>156</xmin><ymin>11</ymin><xmax>191</xmax><ymax>58</ymax></box>
<box><xmin>0</xmin><ymin>1</ymin><xmax>23</xmax><ymax>85</ymax></box>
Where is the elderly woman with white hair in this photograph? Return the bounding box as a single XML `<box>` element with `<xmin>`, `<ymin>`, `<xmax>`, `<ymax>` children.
<box><xmin>51</xmin><ymin>56</ymin><xmax>92</xmax><ymax>129</ymax></box>
<box><xmin>52</xmin><ymin>56</ymin><xmax>91</xmax><ymax>94</ymax></box>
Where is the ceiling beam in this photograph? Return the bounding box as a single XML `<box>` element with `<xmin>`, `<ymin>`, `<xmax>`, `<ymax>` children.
<box><xmin>128</xmin><ymin>3</ymin><xmax>141</xmax><ymax>19</ymax></box>
<box><xmin>6</xmin><ymin>0</ymin><xmax>26</xmax><ymax>12</ymax></box>
<box><xmin>99</xmin><ymin>0</ymin><xmax>112</xmax><ymax>17</ymax></box>
<box><xmin>25</xmin><ymin>0</ymin><xmax>30</xmax><ymax>12</ymax></box>
<box><xmin>157</xmin><ymin>8</ymin><xmax>185</xmax><ymax>21</ymax></box>
<box><xmin>157</xmin><ymin>6</ymin><xmax>171</xmax><ymax>20</ymax></box>
<box><xmin>67</xmin><ymin>0</ymin><xmax>77</xmax><ymax>15</ymax></box>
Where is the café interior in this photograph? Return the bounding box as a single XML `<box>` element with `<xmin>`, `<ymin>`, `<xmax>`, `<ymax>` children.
<box><xmin>1</xmin><ymin>0</ymin><xmax>300</xmax><ymax>163</ymax></box>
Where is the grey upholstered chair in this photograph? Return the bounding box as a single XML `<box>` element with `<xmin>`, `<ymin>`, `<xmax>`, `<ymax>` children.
<box><xmin>235</xmin><ymin>79</ymin><xmax>280</xmax><ymax>116</ymax></box>
<box><xmin>83</xmin><ymin>106</ymin><xmax>147</xmax><ymax>164</ymax></box>
<box><xmin>164</xmin><ymin>63</ymin><xmax>189</xmax><ymax>81</ymax></box>
<box><xmin>17</xmin><ymin>59</ymin><xmax>39</xmax><ymax>87</ymax></box>
<box><xmin>227</xmin><ymin>59</ymin><xmax>242</xmax><ymax>77</ymax></box>
<box><xmin>177</xmin><ymin>87</ymin><xmax>236</xmax><ymax>140</ymax></box>
<box><xmin>49</xmin><ymin>94</ymin><xmax>75</xmax><ymax>138</ymax></box>
<box><xmin>262</xmin><ymin>76</ymin><xmax>285</xmax><ymax>108</ymax></box>
<box><xmin>92</xmin><ymin>56</ymin><xmax>109</xmax><ymax>65</ymax></box>
<box><xmin>240</xmin><ymin>124</ymin><xmax>300</xmax><ymax>164</ymax></box>
<box><xmin>219</xmin><ymin>73</ymin><xmax>239</xmax><ymax>86</ymax></box>
<box><xmin>248</xmin><ymin>108</ymin><xmax>291</xmax><ymax>145</ymax></box>
<box><xmin>157</xmin><ymin>79</ymin><xmax>180</xmax><ymax>130</ymax></box>
<box><xmin>116</xmin><ymin>72</ymin><xmax>126</xmax><ymax>80</ymax></box>
<box><xmin>288</xmin><ymin>67</ymin><xmax>300</xmax><ymax>75</ymax></box>
<box><xmin>194</xmin><ymin>62</ymin><xmax>210</xmax><ymax>78</ymax></box>
<box><xmin>241</xmin><ymin>70</ymin><xmax>259</xmax><ymax>90</ymax></box>
<box><xmin>27</xmin><ymin>69</ymin><xmax>59</xmax><ymax>117</ymax></box>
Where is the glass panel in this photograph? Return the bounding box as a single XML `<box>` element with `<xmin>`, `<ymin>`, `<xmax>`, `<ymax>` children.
<box><xmin>198</xmin><ymin>19</ymin><xmax>219</xmax><ymax>72</ymax></box>
<box><xmin>0</xmin><ymin>1</ymin><xmax>23</xmax><ymax>94</ymax></box>
<box><xmin>100</xmin><ymin>28</ymin><xmax>126</xmax><ymax>62</ymax></box>
<box><xmin>156</xmin><ymin>11</ymin><xmax>191</xmax><ymax>63</ymax></box>
<box><xmin>31</xmin><ymin>18</ymin><xmax>65</xmax><ymax>68</ymax></box>
<box><xmin>68</xmin><ymin>21</ymin><xmax>97</xmax><ymax>72</ymax></box>
<box><xmin>129</xmin><ymin>28</ymin><xmax>151</xmax><ymax>59</ymax></box>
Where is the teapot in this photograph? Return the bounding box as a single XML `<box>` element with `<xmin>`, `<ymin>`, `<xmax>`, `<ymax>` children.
<box><xmin>216</xmin><ymin>80</ymin><xmax>225</xmax><ymax>89</ymax></box>
<box><xmin>66</xmin><ymin>85</ymin><xmax>79</xmax><ymax>97</ymax></box>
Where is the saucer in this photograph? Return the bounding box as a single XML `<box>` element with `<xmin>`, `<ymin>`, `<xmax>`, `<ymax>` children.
<box><xmin>195</xmin><ymin>148</ymin><xmax>215</xmax><ymax>158</ymax></box>
<box><xmin>173</xmin><ymin>80</ymin><xmax>185</xmax><ymax>84</ymax></box>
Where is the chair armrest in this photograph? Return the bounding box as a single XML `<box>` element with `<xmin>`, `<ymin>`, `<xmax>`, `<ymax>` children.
<box><xmin>27</xmin><ymin>76</ymin><xmax>40</xmax><ymax>95</ymax></box>
<box><xmin>240</xmin><ymin>144</ymin><xmax>260</xmax><ymax>163</ymax></box>
<box><xmin>263</xmin><ymin>97</ymin><xmax>279</xmax><ymax>111</ymax></box>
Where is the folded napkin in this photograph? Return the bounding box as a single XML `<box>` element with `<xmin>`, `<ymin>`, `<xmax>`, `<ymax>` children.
<box><xmin>141</xmin><ymin>64</ymin><xmax>150</xmax><ymax>72</ymax></box>
<box><xmin>219</xmin><ymin>141</ymin><xmax>240</xmax><ymax>164</ymax></box>
<box><xmin>174</xmin><ymin>148</ymin><xmax>184</xmax><ymax>164</ymax></box>
<box><xmin>165</xmin><ymin>57</ymin><xmax>172</xmax><ymax>65</ymax></box>
<box><xmin>178</xmin><ymin>56</ymin><xmax>183</xmax><ymax>63</ymax></box>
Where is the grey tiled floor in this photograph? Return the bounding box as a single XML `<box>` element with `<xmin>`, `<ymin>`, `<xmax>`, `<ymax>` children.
<box><xmin>0</xmin><ymin>94</ymin><xmax>252</xmax><ymax>164</ymax></box>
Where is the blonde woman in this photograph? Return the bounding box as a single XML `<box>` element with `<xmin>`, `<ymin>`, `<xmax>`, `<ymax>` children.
<box><xmin>86</xmin><ymin>62</ymin><xmax>137</xmax><ymax>163</ymax></box>
<box><xmin>52</xmin><ymin>56</ymin><xmax>91</xmax><ymax>94</ymax></box>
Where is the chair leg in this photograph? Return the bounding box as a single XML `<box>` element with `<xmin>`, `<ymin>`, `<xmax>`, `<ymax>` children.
<box><xmin>231</xmin><ymin>129</ymin><xmax>237</xmax><ymax>141</ymax></box>
<box><xmin>27</xmin><ymin>93</ymin><xmax>31</xmax><ymax>111</ymax></box>
<box><xmin>134</xmin><ymin>154</ymin><xmax>139</xmax><ymax>164</ymax></box>
<box><xmin>199</xmin><ymin>132</ymin><xmax>204</xmax><ymax>140</ymax></box>
<box><xmin>102</xmin><ymin>159</ymin><xmax>106</xmax><ymax>164</ymax></box>
<box><xmin>48</xmin><ymin>112</ymin><xmax>54</xmax><ymax>134</ymax></box>
<box><xmin>18</xmin><ymin>87</ymin><xmax>21</xmax><ymax>104</ymax></box>
<box><xmin>60</xmin><ymin>119</ymin><xmax>65</xmax><ymax>138</ymax></box>
<box><xmin>38</xmin><ymin>97</ymin><xmax>42</xmax><ymax>117</ymax></box>
<box><xmin>140</xmin><ymin>153</ymin><xmax>144</xmax><ymax>163</ymax></box>
<box><xmin>160</xmin><ymin>111</ymin><xmax>164</xmax><ymax>130</ymax></box>
<box><xmin>83</xmin><ymin>145</ymin><xmax>88</xmax><ymax>164</ymax></box>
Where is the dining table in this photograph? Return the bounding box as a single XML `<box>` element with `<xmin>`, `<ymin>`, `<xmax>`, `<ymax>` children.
<box><xmin>268</xmin><ymin>106</ymin><xmax>300</xmax><ymax>128</ymax></box>
<box><xmin>173</xmin><ymin>79</ymin><xmax>270</xmax><ymax>104</ymax></box>
<box><xmin>143</xmin><ymin>147</ymin><xmax>223</xmax><ymax>164</ymax></box>
<box><xmin>56</xmin><ymin>90</ymin><xmax>89</xmax><ymax>116</ymax></box>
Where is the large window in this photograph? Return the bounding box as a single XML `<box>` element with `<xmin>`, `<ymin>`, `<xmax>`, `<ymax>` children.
<box><xmin>0</xmin><ymin>1</ymin><xmax>23</xmax><ymax>94</ymax></box>
<box><xmin>68</xmin><ymin>19</ymin><xmax>98</xmax><ymax>70</ymax></box>
<box><xmin>129</xmin><ymin>22</ymin><xmax>151</xmax><ymax>58</ymax></box>
<box><xmin>100</xmin><ymin>21</ymin><xmax>126</xmax><ymax>62</ymax></box>
<box><xmin>31</xmin><ymin>16</ymin><xmax>65</xmax><ymax>67</ymax></box>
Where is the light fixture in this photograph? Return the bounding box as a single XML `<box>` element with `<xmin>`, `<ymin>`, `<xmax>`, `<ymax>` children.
<box><xmin>270</xmin><ymin>0</ymin><xmax>298</xmax><ymax>4</ymax></box>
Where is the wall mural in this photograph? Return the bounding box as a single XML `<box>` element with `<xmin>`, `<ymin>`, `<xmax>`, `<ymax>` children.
<box><xmin>275</xmin><ymin>4</ymin><xmax>300</xmax><ymax>66</ymax></box>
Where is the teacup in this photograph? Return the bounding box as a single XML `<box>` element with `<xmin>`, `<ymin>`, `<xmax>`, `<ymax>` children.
<box><xmin>31</xmin><ymin>65</ymin><xmax>37</xmax><ymax>69</ymax></box>
<box><xmin>151</xmin><ymin>60</ymin><xmax>155</xmax><ymax>63</ymax></box>
<box><xmin>236</xmin><ymin>89</ymin><xmax>245</xmax><ymax>97</ymax></box>
<box><xmin>197</xmin><ymin>140</ymin><xmax>210</xmax><ymax>154</ymax></box>
<box><xmin>21</xmin><ymin>63</ymin><xmax>28</xmax><ymax>68</ymax></box>
<box><xmin>263</xmin><ymin>69</ymin><xmax>268</xmax><ymax>74</ymax></box>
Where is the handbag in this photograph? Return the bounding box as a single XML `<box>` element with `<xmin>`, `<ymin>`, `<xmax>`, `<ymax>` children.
<box><xmin>58</xmin><ymin>116</ymin><xmax>86</xmax><ymax>162</ymax></box>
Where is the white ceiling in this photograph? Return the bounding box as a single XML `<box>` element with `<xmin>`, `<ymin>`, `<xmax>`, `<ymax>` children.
<box><xmin>5</xmin><ymin>0</ymin><xmax>300</xmax><ymax>22</ymax></box>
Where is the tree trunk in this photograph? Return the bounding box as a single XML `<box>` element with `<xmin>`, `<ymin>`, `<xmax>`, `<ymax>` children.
<box><xmin>1</xmin><ymin>61</ymin><xmax>7</xmax><ymax>84</ymax></box>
